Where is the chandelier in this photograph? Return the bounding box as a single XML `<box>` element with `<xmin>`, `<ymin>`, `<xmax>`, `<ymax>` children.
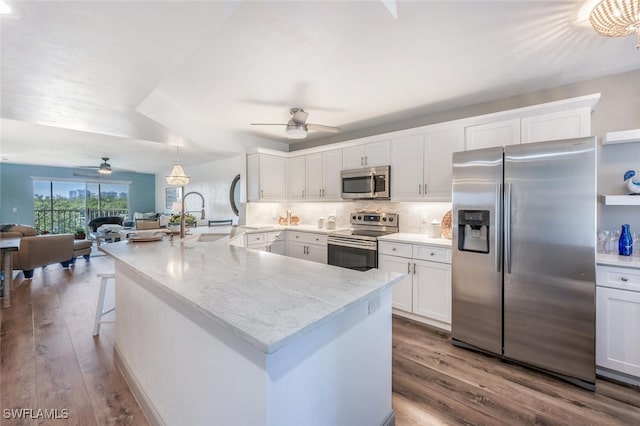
<box><xmin>589</xmin><ymin>0</ymin><xmax>640</xmax><ymax>48</ymax></box>
<box><xmin>166</xmin><ymin>145</ymin><xmax>190</xmax><ymax>186</ymax></box>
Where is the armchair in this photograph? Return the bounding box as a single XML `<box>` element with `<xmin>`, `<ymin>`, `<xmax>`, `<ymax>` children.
<box><xmin>0</xmin><ymin>225</ymin><xmax>74</xmax><ymax>279</ymax></box>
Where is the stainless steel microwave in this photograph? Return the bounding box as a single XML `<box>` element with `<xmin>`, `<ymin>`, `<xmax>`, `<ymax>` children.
<box><xmin>341</xmin><ymin>166</ymin><xmax>390</xmax><ymax>200</ymax></box>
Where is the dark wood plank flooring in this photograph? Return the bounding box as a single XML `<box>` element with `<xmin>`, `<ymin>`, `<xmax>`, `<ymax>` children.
<box><xmin>2</xmin><ymin>254</ymin><xmax>639</xmax><ymax>425</ymax></box>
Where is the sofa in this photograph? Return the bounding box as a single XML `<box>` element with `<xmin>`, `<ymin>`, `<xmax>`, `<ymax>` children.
<box><xmin>88</xmin><ymin>216</ymin><xmax>124</xmax><ymax>232</ymax></box>
<box><xmin>0</xmin><ymin>225</ymin><xmax>75</xmax><ymax>278</ymax></box>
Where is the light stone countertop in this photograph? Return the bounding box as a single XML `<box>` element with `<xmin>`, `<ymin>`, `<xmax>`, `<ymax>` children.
<box><xmin>99</xmin><ymin>228</ymin><xmax>402</xmax><ymax>354</ymax></box>
<box><xmin>378</xmin><ymin>232</ymin><xmax>453</xmax><ymax>247</ymax></box>
<box><xmin>596</xmin><ymin>252</ymin><xmax>640</xmax><ymax>269</ymax></box>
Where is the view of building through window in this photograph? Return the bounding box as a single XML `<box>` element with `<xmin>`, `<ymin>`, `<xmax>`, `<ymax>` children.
<box><xmin>33</xmin><ymin>180</ymin><xmax>129</xmax><ymax>233</ymax></box>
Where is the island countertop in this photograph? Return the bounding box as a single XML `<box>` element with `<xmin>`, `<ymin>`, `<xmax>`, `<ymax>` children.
<box><xmin>100</xmin><ymin>235</ymin><xmax>401</xmax><ymax>354</ymax></box>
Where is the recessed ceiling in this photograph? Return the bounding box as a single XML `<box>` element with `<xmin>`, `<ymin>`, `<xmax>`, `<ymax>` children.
<box><xmin>1</xmin><ymin>1</ymin><xmax>638</xmax><ymax>173</ymax></box>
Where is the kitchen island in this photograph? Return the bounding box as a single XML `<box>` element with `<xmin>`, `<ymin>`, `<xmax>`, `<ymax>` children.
<box><xmin>100</xmin><ymin>231</ymin><xmax>401</xmax><ymax>426</ymax></box>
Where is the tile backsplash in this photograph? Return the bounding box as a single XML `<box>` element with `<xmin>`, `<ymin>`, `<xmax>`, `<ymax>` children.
<box><xmin>245</xmin><ymin>201</ymin><xmax>452</xmax><ymax>234</ymax></box>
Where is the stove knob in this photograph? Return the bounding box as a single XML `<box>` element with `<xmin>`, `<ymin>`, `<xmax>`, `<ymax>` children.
<box><xmin>352</xmin><ymin>215</ymin><xmax>357</xmax><ymax>220</ymax></box>
<box><xmin>388</xmin><ymin>217</ymin><xmax>394</xmax><ymax>222</ymax></box>
<box><xmin>382</xmin><ymin>217</ymin><xmax>387</xmax><ymax>222</ymax></box>
<box><xmin>358</xmin><ymin>215</ymin><xmax>362</xmax><ymax>220</ymax></box>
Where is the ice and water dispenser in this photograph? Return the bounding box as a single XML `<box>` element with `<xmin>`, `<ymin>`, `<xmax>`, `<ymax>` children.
<box><xmin>458</xmin><ymin>210</ymin><xmax>490</xmax><ymax>253</ymax></box>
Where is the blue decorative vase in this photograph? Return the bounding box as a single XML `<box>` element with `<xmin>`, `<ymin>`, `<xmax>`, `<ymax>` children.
<box><xmin>619</xmin><ymin>224</ymin><xmax>633</xmax><ymax>256</ymax></box>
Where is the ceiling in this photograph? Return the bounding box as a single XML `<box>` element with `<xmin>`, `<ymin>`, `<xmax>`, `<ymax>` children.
<box><xmin>1</xmin><ymin>0</ymin><xmax>638</xmax><ymax>174</ymax></box>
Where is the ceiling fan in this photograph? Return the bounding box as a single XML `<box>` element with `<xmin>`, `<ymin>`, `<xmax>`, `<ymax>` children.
<box><xmin>73</xmin><ymin>157</ymin><xmax>114</xmax><ymax>177</ymax></box>
<box><xmin>251</xmin><ymin>108</ymin><xmax>340</xmax><ymax>140</ymax></box>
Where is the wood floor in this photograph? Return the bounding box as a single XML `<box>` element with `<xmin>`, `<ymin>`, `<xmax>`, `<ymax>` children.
<box><xmin>1</xmin><ymin>255</ymin><xmax>639</xmax><ymax>426</ymax></box>
<box><xmin>0</xmin><ymin>254</ymin><xmax>148</xmax><ymax>426</ymax></box>
<box><xmin>392</xmin><ymin>317</ymin><xmax>640</xmax><ymax>426</ymax></box>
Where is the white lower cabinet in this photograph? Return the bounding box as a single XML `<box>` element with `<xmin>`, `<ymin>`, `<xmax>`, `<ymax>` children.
<box><xmin>378</xmin><ymin>241</ymin><xmax>452</xmax><ymax>331</ymax></box>
<box><xmin>378</xmin><ymin>254</ymin><xmax>413</xmax><ymax>312</ymax></box>
<box><xmin>596</xmin><ymin>265</ymin><xmax>640</xmax><ymax>383</ymax></box>
<box><xmin>287</xmin><ymin>231</ymin><xmax>328</xmax><ymax>264</ymax></box>
<box><xmin>246</xmin><ymin>231</ymin><xmax>286</xmax><ymax>254</ymax></box>
<box><xmin>412</xmin><ymin>259</ymin><xmax>451</xmax><ymax>324</ymax></box>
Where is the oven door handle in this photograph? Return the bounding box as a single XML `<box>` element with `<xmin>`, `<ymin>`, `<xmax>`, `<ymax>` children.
<box><xmin>328</xmin><ymin>239</ymin><xmax>377</xmax><ymax>251</ymax></box>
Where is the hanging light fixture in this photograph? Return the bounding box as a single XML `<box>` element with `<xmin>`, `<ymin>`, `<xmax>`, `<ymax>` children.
<box><xmin>286</xmin><ymin>122</ymin><xmax>308</xmax><ymax>140</ymax></box>
<box><xmin>166</xmin><ymin>145</ymin><xmax>190</xmax><ymax>186</ymax></box>
<box><xmin>98</xmin><ymin>157</ymin><xmax>112</xmax><ymax>175</ymax></box>
<box><xmin>589</xmin><ymin>0</ymin><xmax>640</xmax><ymax>48</ymax></box>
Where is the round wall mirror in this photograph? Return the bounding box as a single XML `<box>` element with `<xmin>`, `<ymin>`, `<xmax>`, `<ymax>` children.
<box><xmin>229</xmin><ymin>174</ymin><xmax>240</xmax><ymax>216</ymax></box>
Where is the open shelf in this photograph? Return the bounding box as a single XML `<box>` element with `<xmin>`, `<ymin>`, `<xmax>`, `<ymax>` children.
<box><xmin>602</xmin><ymin>129</ymin><xmax>640</xmax><ymax>145</ymax></box>
<box><xmin>601</xmin><ymin>195</ymin><xmax>640</xmax><ymax>206</ymax></box>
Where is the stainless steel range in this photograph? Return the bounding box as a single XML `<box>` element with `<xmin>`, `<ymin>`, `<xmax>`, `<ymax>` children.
<box><xmin>328</xmin><ymin>211</ymin><xmax>399</xmax><ymax>271</ymax></box>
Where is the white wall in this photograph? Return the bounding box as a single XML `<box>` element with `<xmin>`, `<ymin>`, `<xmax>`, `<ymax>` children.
<box><xmin>155</xmin><ymin>155</ymin><xmax>243</xmax><ymax>225</ymax></box>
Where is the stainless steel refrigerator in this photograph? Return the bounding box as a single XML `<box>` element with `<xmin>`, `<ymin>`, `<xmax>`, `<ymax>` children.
<box><xmin>451</xmin><ymin>137</ymin><xmax>597</xmax><ymax>390</ymax></box>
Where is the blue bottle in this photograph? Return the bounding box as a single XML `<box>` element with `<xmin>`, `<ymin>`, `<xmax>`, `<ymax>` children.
<box><xmin>619</xmin><ymin>224</ymin><xmax>633</xmax><ymax>256</ymax></box>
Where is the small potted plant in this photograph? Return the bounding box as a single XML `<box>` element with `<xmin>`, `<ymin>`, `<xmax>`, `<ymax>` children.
<box><xmin>74</xmin><ymin>226</ymin><xmax>86</xmax><ymax>240</ymax></box>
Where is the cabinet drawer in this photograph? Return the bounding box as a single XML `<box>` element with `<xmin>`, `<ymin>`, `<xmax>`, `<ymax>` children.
<box><xmin>306</xmin><ymin>233</ymin><xmax>327</xmax><ymax>245</ymax></box>
<box><xmin>413</xmin><ymin>245</ymin><xmax>451</xmax><ymax>263</ymax></box>
<box><xmin>288</xmin><ymin>231</ymin><xmax>327</xmax><ymax>245</ymax></box>
<box><xmin>378</xmin><ymin>241</ymin><xmax>412</xmax><ymax>258</ymax></box>
<box><xmin>267</xmin><ymin>231</ymin><xmax>285</xmax><ymax>242</ymax></box>
<box><xmin>247</xmin><ymin>233</ymin><xmax>266</xmax><ymax>245</ymax></box>
<box><xmin>597</xmin><ymin>265</ymin><xmax>640</xmax><ymax>292</ymax></box>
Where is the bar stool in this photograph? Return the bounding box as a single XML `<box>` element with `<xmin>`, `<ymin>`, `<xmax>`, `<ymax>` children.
<box><xmin>93</xmin><ymin>273</ymin><xmax>116</xmax><ymax>336</ymax></box>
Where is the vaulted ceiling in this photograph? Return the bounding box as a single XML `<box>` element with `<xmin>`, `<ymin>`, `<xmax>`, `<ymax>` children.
<box><xmin>1</xmin><ymin>1</ymin><xmax>638</xmax><ymax>174</ymax></box>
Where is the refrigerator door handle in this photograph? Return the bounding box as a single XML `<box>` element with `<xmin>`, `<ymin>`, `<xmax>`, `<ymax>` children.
<box><xmin>496</xmin><ymin>183</ymin><xmax>502</xmax><ymax>273</ymax></box>
<box><xmin>505</xmin><ymin>182</ymin><xmax>512</xmax><ymax>274</ymax></box>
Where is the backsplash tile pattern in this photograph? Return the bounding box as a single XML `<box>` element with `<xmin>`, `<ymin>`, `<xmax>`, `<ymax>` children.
<box><xmin>246</xmin><ymin>201</ymin><xmax>452</xmax><ymax>234</ymax></box>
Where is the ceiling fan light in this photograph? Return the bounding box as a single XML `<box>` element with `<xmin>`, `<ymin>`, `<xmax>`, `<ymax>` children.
<box><xmin>166</xmin><ymin>163</ymin><xmax>190</xmax><ymax>186</ymax></box>
<box><xmin>589</xmin><ymin>0</ymin><xmax>640</xmax><ymax>48</ymax></box>
<box><xmin>286</xmin><ymin>123</ymin><xmax>307</xmax><ymax>140</ymax></box>
<box><xmin>98</xmin><ymin>164</ymin><xmax>112</xmax><ymax>175</ymax></box>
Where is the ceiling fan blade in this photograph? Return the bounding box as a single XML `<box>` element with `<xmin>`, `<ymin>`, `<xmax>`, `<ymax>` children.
<box><xmin>291</xmin><ymin>109</ymin><xmax>308</xmax><ymax>124</ymax></box>
<box><xmin>73</xmin><ymin>171</ymin><xmax>100</xmax><ymax>177</ymax></box>
<box><xmin>250</xmin><ymin>123</ymin><xmax>287</xmax><ymax>126</ymax></box>
<box><xmin>306</xmin><ymin>123</ymin><xmax>340</xmax><ymax>133</ymax></box>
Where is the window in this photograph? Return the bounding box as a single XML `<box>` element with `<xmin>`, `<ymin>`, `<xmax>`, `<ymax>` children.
<box><xmin>34</xmin><ymin>180</ymin><xmax>129</xmax><ymax>233</ymax></box>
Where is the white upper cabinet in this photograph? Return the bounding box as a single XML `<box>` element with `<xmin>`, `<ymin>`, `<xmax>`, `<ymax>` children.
<box><xmin>391</xmin><ymin>134</ymin><xmax>425</xmax><ymax>200</ymax></box>
<box><xmin>520</xmin><ymin>107</ymin><xmax>591</xmax><ymax>143</ymax></box>
<box><xmin>342</xmin><ymin>140</ymin><xmax>390</xmax><ymax>169</ymax></box>
<box><xmin>305</xmin><ymin>153</ymin><xmax>324</xmax><ymax>200</ymax></box>
<box><xmin>287</xmin><ymin>156</ymin><xmax>306</xmax><ymax>200</ymax></box>
<box><xmin>249</xmin><ymin>95</ymin><xmax>598</xmax><ymax>202</ymax></box>
<box><xmin>465</xmin><ymin>118</ymin><xmax>521</xmax><ymax>150</ymax></box>
<box><xmin>391</xmin><ymin>127</ymin><xmax>464</xmax><ymax>201</ymax></box>
<box><xmin>288</xmin><ymin>149</ymin><xmax>343</xmax><ymax>201</ymax></box>
<box><xmin>247</xmin><ymin>153</ymin><xmax>286</xmax><ymax>202</ymax></box>
<box><xmin>322</xmin><ymin>149</ymin><xmax>343</xmax><ymax>200</ymax></box>
<box><xmin>425</xmin><ymin>127</ymin><xmax>465</xmax><ymax>200</ymax></box>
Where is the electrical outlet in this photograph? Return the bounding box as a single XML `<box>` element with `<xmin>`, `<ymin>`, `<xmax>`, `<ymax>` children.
<box><xmin>368</xmin><ymin>294</ymin><xmax>380</xmax><ymax>314</ymax></box>
<box><xmin>420</xmin><ymin>212</ymin><xmax>429</xmax><ymax>223</ymax></box>
<box><xmin>12</xmin><ymin>207</ymin><xmax>17</xmax><ymax>213</ymax></box>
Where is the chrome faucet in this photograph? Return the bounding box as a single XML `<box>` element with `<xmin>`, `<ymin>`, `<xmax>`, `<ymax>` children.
<box><xmin>180</xmin><ymin>188</ymin><xmax>205</xmax><ymax>238</ymax></box>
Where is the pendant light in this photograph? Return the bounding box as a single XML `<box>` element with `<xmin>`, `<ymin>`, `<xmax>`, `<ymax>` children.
<box><xmin>589</xmin><ymin>0</ymin><xmax>640</xmax><ymax>48</ymax></box>
<box><xmin>166</xmin><ymin>145</ymin><xmax>190</xmax><ymax>186</ymax></box>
